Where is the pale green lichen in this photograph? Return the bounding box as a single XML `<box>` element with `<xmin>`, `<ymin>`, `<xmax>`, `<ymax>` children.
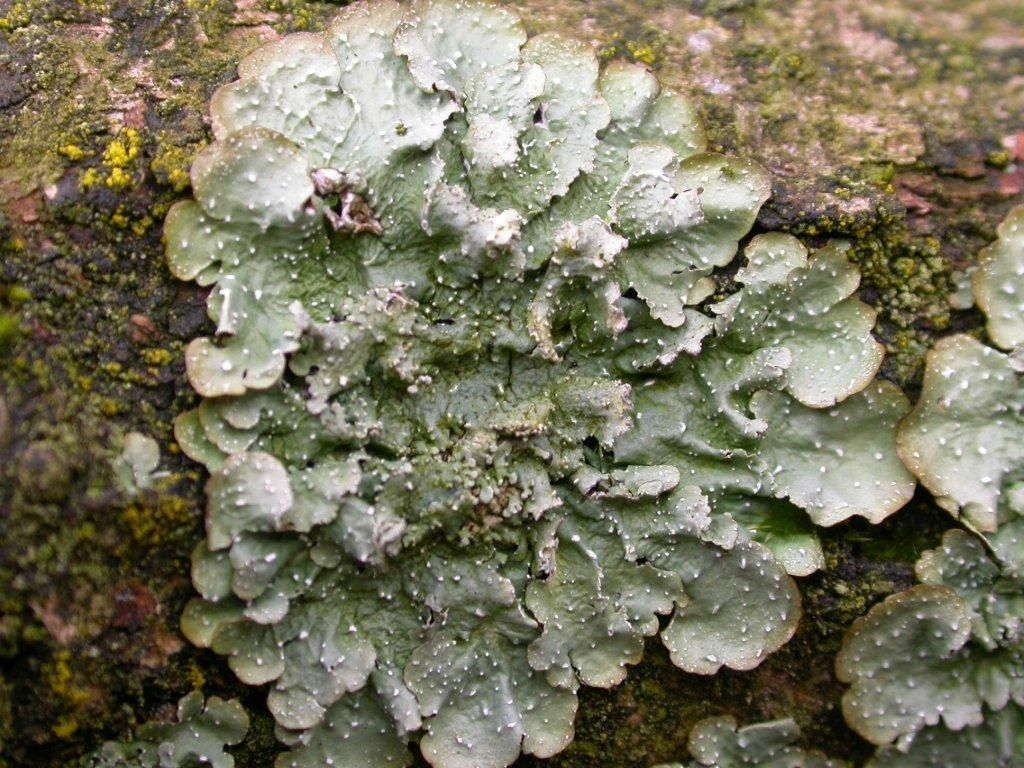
<box><xmin>616</xmin><ymin>234</ymin><xmax>914</xmax><ymax>576</ymax></box>
<box><xmin>865</xmin><ymin>703</ymin><xmax>1024</xmax><ymax>768</ymax></box>
<box><xmin>655</xmin><ymin>715</ymin><xmax>844</xmax><ymax>768</ymax></box>
<box><xmin>110</xmin><ymin>432</ymin><xmax>162</xmax><ymax>495</ymax></box>
<box><xmin>836</xmin><ymin>530</ymin><xmax>1024</xmax><ymax>753</ymax></box>
<box><xmin>899</xmin><ymin>203</ymin><xmax>1024</xmax><ymax>533</ymax></box>
<box><xmin>973</xmin><ymin>204</ymin><xmax>1024</xmax><ymax>352</ymax></box>
<box><xmin>82</xmin><ymin>692</ymin><xmax>248</xmax><ymax>768</ymax></box>
<box><xmin>897</xmin><ymin>334</ymin><xmax>1024</xmax><ymax>533</ymax></box>
<box><xmin>166</xmin><ymin>1</ymin><xmax>914</xmax><ymax>766</ymax></box>
<box><xmin>839</xmin><ymin>206</ymin><xmax>1024</xmax><ymax>762</ymax></box>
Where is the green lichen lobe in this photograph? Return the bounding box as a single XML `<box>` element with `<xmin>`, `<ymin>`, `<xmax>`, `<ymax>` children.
<box><xmin>83</xmin><ymin>691</ymin><xmax>248</xmax><ymax>768</ymax></box>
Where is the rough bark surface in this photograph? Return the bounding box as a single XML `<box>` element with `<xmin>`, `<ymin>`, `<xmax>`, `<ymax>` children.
<box><xmin>0</xmin><ymin>0</ymin><xmax>1021</xmax><ymax>766</ymax></box>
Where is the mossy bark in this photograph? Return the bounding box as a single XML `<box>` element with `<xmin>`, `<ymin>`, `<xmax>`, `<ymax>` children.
<box><xmin>0</xmin><ymin>1</ymin><xmax>1021</xmax><ymax>766</ymax></box>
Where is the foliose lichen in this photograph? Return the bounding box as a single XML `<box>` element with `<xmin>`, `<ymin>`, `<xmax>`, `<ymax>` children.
<box><xmin>82</xmin><ymin>692</ymin><xmax>248</xmax><ymax>768</ymax></box>
<box><xmin>111</xmin><ymin>432</ymin><xmax>163</xmax><ymax>496</ymax></box>
<box><xmin>166</xmin><ymin>1</ymin><xmax>915</xmax><ymax>766</ymax></box>
<box><xmin>837</xmin><ymin>203</ymin><xmax>1024</xmax><ymax>763</ymax></box>
<box><xmin>836</xmin><ymin>531</ymin><xmax>1024</xmax><ymax>762</ymax></box>
<box><xmin>654</xmin><ymin>715</ymin><xmax>843</xmax><ymax>768</ymax></box>
<box><xmin>896</xmin><ymin>203</ymin><xmax>1024</xmax><ymax>540</ymax></box>
<box><xmin>897</xmin><ymin>204</ymin><xmax>1024</xmax><ymax>534</ymax></box>
<box><xmin>866</xmin><ymin>703</ymin><xmax>1024</xmax><ymax>768</ymax></box>
<box><xmin>972</xmin><ymin>205</ymin><xmax>1024</xmax><ymax>353</ymax></box>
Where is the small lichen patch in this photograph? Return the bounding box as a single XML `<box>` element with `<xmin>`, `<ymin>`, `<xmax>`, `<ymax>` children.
<box><xmin>84</xmin><ymin>692</ymin><xmax>249</xmax><ymax>768</ymax></box>
<box><xmin>111</xmin><ymin>432</ymin><xmax>162</xmax><ymax>495</ymax></box>
<box><xmin>654</xmin><ymin>715</ymin><xmax>843</xmax><ymax>767</ymax></box>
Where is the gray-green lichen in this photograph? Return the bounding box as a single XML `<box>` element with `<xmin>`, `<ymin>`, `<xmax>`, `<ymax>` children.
<box><xmin>836</xmin><ymin>530</ymin><xmax>1024</xmax><ymax>758</ymax></box>
<box><xmin>111</xmin><ymin>432</ymin><xmax>163</xmax><ymax>496</ymax></box>
<box><xmin>866</xmin><ymin>703</ymin><xmax>1024</xmax><ymax>768</ymax></box>
<box><xmin>82</xmin><ymin>692</ymin><xmax>248</xmax><ymax>768</ymax></box>
<box><xmin>898</xmin><ymin>204</ymin><xmax>1024</xmax><ymax>535</ymax></box>
<box><xmin>165</xmin><ymin>1</ymin><xmax>915</xmax><ymax>766</ymax></box>
<box><xmin>654</xmin><ymin>715</ymin><xmax>844</xmax><ymax>768</ymax></box>
<box><xmin>838</xmin><ymin>204</ymin><xmax>1024</xmax><ymax>763</ymax></box>
<box><xmin>973</xmin><ymin>204</ymin><xmax>1024</xmax><ymax>352</ymax></box>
